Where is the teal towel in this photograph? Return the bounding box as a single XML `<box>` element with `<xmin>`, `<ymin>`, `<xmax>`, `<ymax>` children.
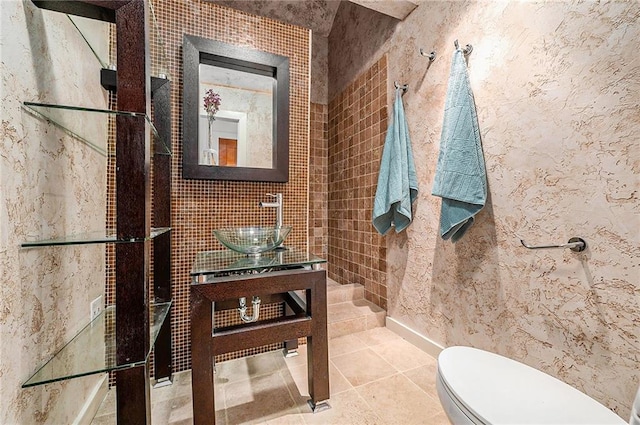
<box><xmin>372</xmin><ymin>88</ymin><xmax>418</xmax><ymax>235</ymax></box>
<box><xmin>432</xmin><ymin>49</ymin><xmax>486</xmax><ymax>242</ymax></box>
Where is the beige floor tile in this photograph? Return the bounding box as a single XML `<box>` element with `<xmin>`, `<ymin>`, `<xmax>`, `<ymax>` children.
<box><xmin>152</xmin><ymin>381</ymin><xmax>179</xmax><ymax>403</ymax></box>
<box><xmin>215</xmin><ymin>381</ymin><xmax>226</xmax><ymax>410</ymax></box>
<box><xmin>215</xmin><ymin>350</ymin><xmax>284</xmax><ymax>384</ymax></box>
<box><xmin>301</xmin><ymin>389</ymin><xmax>381</xmax><ymax>425</ymax></box>
<box><xmin>328</xmin><ymin>317</ymin><xmax>367</xmax><ymax>338</ymax></box>
<box><xmin>92</xmin><ymin>326</ymin><xmax>446</xmax><ymax>425</ymax></box>
<box><xmin>355</xmin><ymin>374</ymin><xmax>445</xmax><ymax>425</ymax></box>
<box><xmin>371</xmin><ymin>338</ymin><xmax>437</xmax><ymax>372</ymax></box>
<box><xmin>167</xmin><ymin>419</ymin><xmax>194</xmax><ymax>425</ymax></box>
<box><xmin>264</xmin><ymin>411</ymin><xmax>306</xmax><ymax>424</ymax></box>
<box><xmin>223</xmin><ymin>372</ymin><xmax>298</xmax><ymax>424</ymax></box>
<box><xmin>281</xmin><ymin>360</ymin><xmax>353</xmax><ymax>403</ymax></box>
<box><xmin>172</xmin><ymin>370</ymin><xmax>195</xmax><ymax>398</ymax></box>
<box><xmin>150</xmin><ymin>398</ymin><xmax>173</xmax><ymax>425</ymax></box>
<box><xmin>328</xmin><ymin>333</ymin><xmax>366</xmax><ymax>358</ymax></box>
<box><xmin>94</xmin><ymin>399</ymin><xmax>186</xmax><ymax>425</ymax></box>
<box><xmin>352</xmin><ymin>327</ymin><xmax>403</xmax><ymax>347</ymax></box>
<box><xmin>331</xmin><ymin>348</ymin><xmax>396</xmax><ymax>387</ymax></box>
<box><xmin>327</xmin><ymin>302</ymin><xmax>367</xmax><ymax>322</ymax></box>
<box><xmin>328</xmin><ymin>362</ymin><xmax>354</xmax><ymax>395</ymax></box>
<box><xmin>365</xmin><ymin>312</ymin><xmax>386</xmax><ymax>329</ymax></box>
<box><xmin>327</xmin><ymin>286</ymin><xmax>348</xmax><ymax>305</ymax></box>
<box><xmin>403</xmin><ymin>363</ymin><xmax>439</xmax><ymax>399</ymax></box>
<box><xmin>351</xmin><ymin>299</ymin><xmax>385</xmax><ymax>314</ymax></box>
<box><xmin>428</xmin><ymin>411</ymin><xmax>453</xmax><ymax>425</ymax></box>
<box><xmin>166</xmin><ymin>394</ymin><xmax>194</xmax><ymax>423</ymax></box>
<box><xmin>282</xmin><ymin>363</ymin><xmax>309</xmax><ymax>398</ymax></box>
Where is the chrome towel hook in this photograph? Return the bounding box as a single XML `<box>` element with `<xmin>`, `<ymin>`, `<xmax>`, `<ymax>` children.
<box><xmin>394</xmin><ymin>81</ymin><xmax>408</xmax><ymax>92</ymax></box>
<box><xmin>520</xmin><ymin>237</ymin><xmax>587</xmax><ymax>252</ymax></box>
<box><xmin>419</xmin><ymin>48</ymin><xmax>436</xmax><ymax>61</ymax></box>
<box><xmin>454</xmin><ymin>39</ymin><xmax>473</xmax><ymax>55</ymax></box>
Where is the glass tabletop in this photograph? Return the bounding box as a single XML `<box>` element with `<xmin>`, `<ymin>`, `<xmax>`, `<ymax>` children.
<box><xmin>191</xmin><ymin>248</ymin><xmax>326</xmax><ymax>278</ymax></box>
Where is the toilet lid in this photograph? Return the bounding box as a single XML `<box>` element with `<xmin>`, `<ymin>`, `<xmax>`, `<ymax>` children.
<box><xmin>438</xmin><ymin>346</ymin><xmax>626</xmax><ymax>425</ymax></box>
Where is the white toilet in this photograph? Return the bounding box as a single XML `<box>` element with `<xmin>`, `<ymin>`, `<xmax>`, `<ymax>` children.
<box><xmin>436</xmin><ymin>346</ymin><xmax>629</xmax><ymax>425</ymax></box>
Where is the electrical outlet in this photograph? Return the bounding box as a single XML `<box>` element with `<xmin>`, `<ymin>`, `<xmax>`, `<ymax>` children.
<box><xmin>90</xmin><ymin>296</ymin><xmax>103</xmax><ymax>321</ymax></box>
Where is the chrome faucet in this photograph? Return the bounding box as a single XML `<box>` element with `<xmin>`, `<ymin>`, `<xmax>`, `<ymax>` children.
<box><xmin>259</xmin><ymin>193</ymin><xmax>283</xmax><ymax>228</ymax></box>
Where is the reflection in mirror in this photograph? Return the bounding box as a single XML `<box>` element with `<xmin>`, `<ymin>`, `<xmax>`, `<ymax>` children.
<box><xmin>198</xmin><ymin>64</ymin><xmax>273</xmax><ymax>168</ymax></box>
<box><xmin>182</xmin><ymin>35</ymin><xmax>290</xmax><ymax>182</ymax></box>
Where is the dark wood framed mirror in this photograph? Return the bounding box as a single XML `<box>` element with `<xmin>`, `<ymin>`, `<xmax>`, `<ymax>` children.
<box><xmin>182</xmin><ymin>34</ymin><xmax>290</xmax><ymax>182</ymax></box>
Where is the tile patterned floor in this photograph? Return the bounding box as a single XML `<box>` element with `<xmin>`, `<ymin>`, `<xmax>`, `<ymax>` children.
<box><xmin>92</xmin><ymin>327</ymin><xmax>449</xmax><ymax>424</ymax></box>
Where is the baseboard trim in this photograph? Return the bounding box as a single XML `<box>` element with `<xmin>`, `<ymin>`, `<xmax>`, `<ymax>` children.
<box><xmin>73</xmin><ymin>374</ymin><xmax>108</xmax><ymax>425</ymax></box>
<box><xmin>386</xmin><ymin>316</ymin><xmax>444</xmax><ymax>359</ymax></box>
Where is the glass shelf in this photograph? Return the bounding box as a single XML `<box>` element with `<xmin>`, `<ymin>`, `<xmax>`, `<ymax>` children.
<box><xmin>67</xmin><ymin>14</ymin><xmax>111</xmax><ymax>69</ymax></box>
<box><xmin>22</xmin><ymin>301</ymin><xmax>171</xmax><ymax>388</ymax></box>
<box><xmin>21</xmin><ymin>227</ymin><xmax>171</xmax><ymax>248</ymax></box>
<box><xmin>22</xmin><ymin>102</ymin><xmax>171</xmax><ymax>156</ymax></box>
<box><xmin>62</xmin><ymin>0</ymin><xmax>170</xmax><ymax>79</ymax></box>
<box><xmin>148</xmin><ymin>0</ymin><xmax>170</xmax><ymax>79</ymax></box>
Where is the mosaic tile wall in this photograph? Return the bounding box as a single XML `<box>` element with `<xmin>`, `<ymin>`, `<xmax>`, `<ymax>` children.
<box><xmin>327</xmin><ymin>56</ymin><xmax>388</xmax><ymax>309</ymax></box>
<box><xmin>309</xmin><ymin>103</ymin><xmax>328</xmax><ymax>259</ymax></box>
<box><xmin>153</xmin><ymin>0</ymin><xmax>310</xmax><ymax>373</ymax></box>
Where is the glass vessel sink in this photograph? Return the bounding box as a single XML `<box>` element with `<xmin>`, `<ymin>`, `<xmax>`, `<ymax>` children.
<box><xmin>213</xmin><ymin>226</ymin><xmax>292</xmax><ymax>257</ymax></box>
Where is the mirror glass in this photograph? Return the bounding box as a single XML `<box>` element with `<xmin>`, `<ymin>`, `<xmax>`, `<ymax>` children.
<box><xmin>198</xmin><ymin>64</ymin><xmax>273</xmax><ymax>168</ymax></box>
<box><xmin>182</xmin><ymin>35</ymin><xmax>290</xmax><ymax>182</ymax></box>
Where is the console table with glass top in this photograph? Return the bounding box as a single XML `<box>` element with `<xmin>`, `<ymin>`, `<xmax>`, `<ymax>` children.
<box><xmin>190</xmin><ymin>249</ymin><xmax>330</xmax><ymax>424</ymax></box>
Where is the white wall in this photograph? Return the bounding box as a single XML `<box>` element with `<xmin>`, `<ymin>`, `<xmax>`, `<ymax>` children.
<box><xmin>0</xmin><ymin>2</ymin><xmax>109</xmax><ymax>423</ymax></box>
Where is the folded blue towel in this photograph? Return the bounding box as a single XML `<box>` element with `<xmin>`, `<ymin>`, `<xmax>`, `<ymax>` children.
<box><xmin>432</xmin><ymin>49</ymin><xmax>486</xmax><ymax>242</ymax></box>
<box><xmin>372</xmin><ymin>88</ymin><xmax>418</xmax><ymax>235</ymax></box>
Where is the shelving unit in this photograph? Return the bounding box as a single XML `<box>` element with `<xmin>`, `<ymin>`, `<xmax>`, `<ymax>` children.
<box><xmin>24</xmin><ymin>1</ymin><xmax>172</xmax><ymax>423</ymax></box>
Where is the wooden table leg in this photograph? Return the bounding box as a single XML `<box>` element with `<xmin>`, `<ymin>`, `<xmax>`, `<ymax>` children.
<box><xmin>191</xmin><ymin>289</ymin><xmax>215</xmax><ymax>425</ymax></box>
<box><xmin>306</xmin><ymin>274</ymin><xmax>330</xmax><ymax>410</ymax></box>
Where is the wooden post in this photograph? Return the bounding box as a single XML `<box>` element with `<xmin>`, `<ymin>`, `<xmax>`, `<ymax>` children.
<box><xmin>114</xmin><ymin>0</ymin><xmax>151</xmax><ymax>423</ymax></box>
<box><xmin>153</xmin><ymin>79</ymin><xmax>172</xmax><ymax>383</ymax></box>
<box><xmin>190</xmin><ymin>289</ymin><xmax>216</xmax><ymax>424</ymax></box>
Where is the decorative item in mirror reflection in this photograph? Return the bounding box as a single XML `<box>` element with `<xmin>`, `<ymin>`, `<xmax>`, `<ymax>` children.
<box><xmin>202</xmin><ymin>89</ymin><xmax>221</xmax><ymax>166</ymax></box>
<box><xmin>203</xmin><ymin>89</ymin><xmax>221</xmax><ymax>118</ymax></box>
